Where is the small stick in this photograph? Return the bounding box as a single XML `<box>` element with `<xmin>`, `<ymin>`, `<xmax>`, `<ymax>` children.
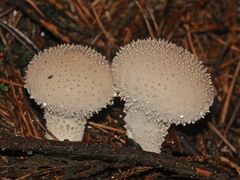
<box><xmin>136</xmin><ymin>1</ymin><xmax>155</xmax><ymax>38</ymax></box>
<box><xmin>25</xmin><ymin>0</ymin><xmax>46</xmax><ymax>19</ymax></box>
<box><xmin>210</xmin><ymin>34</ymin><xmax>240</xmax><ymax>53</ymax></box>
<box><xmin>47</xmin><ymin>0</ymin><xmax>79</xmax><ymax>24</ymax></box>
<box><xmin>184</xmin><ymin>24</ymin><xmax>197</xmax><ymax>55</ymax></box>
<box><xmin>25</xmin><ymin>108</ymin><xmax>42</xmax><ymax>138</ymax></box>
<box><xmin>158</xmin><ymin>0</ymin><xmax>171</xmax><ymax>35</ymax></box>
<box><xmin>212</xmin><ymin>40</ymin><xmax>230</xmax><ymax>75</ymax></box>
<box><xmin>208</xmin><ymin>122</ymin><xmax>237</xmax><ymax>154</ymax></box>
<box><xmin>220</xmin><ymin>59</ymin><xmax>240</xmax><ymax>124</ymax></box>
<box><xmin>224</xmin><ymin>101</ymin><xmax>240</xmax><ymax>135</ymax></box>
<box><xmin>147</xmin><ymin>7</ymin><xmax>158</xmax><ymax>36</ymax></box>
<box><xmin>220</xmin><ymin>156</ymin><xmax>240</xmax><ymax>175</ymax></box>
<box><xmin>91</xmin><ymin>4</ymin><xmax>115</xmax><ymax>44</ymax></box>
<box><xmin>219</xmin><ymin>57</ymin><xmax>240</xmax><ymax>70</ymax></box>
<box><xmin>72</xmin><ymin>0</ymin><xmax>93</xmax><ymax>30</ymax></box>
<box><xmin>16</xmin><ymin>88</ymin><xmax>36</xmax><ymax>137</ymax></box>
<box><xmin>194</xmin><ymin>34</ymin><xmax>206</xmax><ymax>59</ymax></box>
<box><xmin>189</xmin><ymin>23</ymin><xmax>228</xmax><ymax>34</ymax></box>
<box><xmin>45</xmin><ymin>128</ymin><xmax>59</xmax><ymax>141</ymax></box>
<box><xmin>39</xmin><ymin>19</ymin><xmax>70</xmax><ymax>43</ymax></box>
<box><xmin>87</xmin><ymin>121</ymin><xmax>126</xmax><ymax>144</ymax></box>
<box><xmin>0</xmin><ymin>18</ymin><xmax>39</xmax><ymax>53</ymax></box>
<box><xmin>16</xmin><ymin>166</ymin><xmax>62</xmax><ymax>180</ymax></box>
<box><xmin>11</xmin><ymin>86</ymin><xmax>24</xmax><ymax>136</ymax></box>
<box><xmin>28</xmin><ymin>110</ymin><xmax>47</xmax><ymax>138</ymax></box>
<box><xmin>195</xmin><ymin>167</ymin><xmax>212</xmax><ymax>177</ymax></box>
<box><xmin>88</xmin><ymin>121</ymin><xmax>126</xmax><ymax>135</ymax></box>
<box><xmin>0</xmin><ymin>78</ymin><xmax>24</xmax><ymax>87</ymax></box>
<box><xmin>90</xmin><ymin>33</ymin><xmax>101</xmax><ymax>46</ymax></box>
<box><xmin>77</xmin><ymin>0</ymin><xmax>93</xmax><ymax>19</ymax></box>
<box><xmin>0</xmin><ymin>7</ymin><xmax>15</xmax><ymax>18</ymax></box>
<box><xmin>0</xmin><ymin>107</ymin><xmax>10</xmax><ymax>117</ymax></box>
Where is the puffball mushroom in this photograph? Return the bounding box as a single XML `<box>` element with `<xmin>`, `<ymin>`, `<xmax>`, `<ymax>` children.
<box><xmin>25</xmin><ymin>44</ymin><xmax>114</xmax><ymax>141</ymax></box>
<box><xmin>112</xmin><ymin>39</ymin><xmax>215</xmax><ymax>153</ymax></box>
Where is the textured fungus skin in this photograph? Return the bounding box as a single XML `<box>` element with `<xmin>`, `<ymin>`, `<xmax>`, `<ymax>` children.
<box><xmin>26</xmin><ymin>44</ymin><xmax>114</xmax><ymax>118</ymax></box>
<box><xmin>112</xmin><ymin>39</ymin><xmax>215</xmax><ymax>153</ymax></box>
<box><xmin>25</xmin><ymin>44</ymin><xmax>114</xmax><ymax>141</ymax></box>
<box><xmin>125</xmin><ymin>107</ymin><xmax>170</xmax><ymax>153</ymax></box>
<box><xmin>45</xmin><ymin>111</ymin><xmax>86</xmax><ymax>141</ymax></box>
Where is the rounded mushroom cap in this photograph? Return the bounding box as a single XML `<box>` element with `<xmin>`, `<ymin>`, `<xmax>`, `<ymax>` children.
<box><xmin>112</xmin><ymin>39</ymin><xmax>215</xmax><ymax>124</ymax></box>
<box><xmin>25</xmin><ymin>44</ymin><xmax>114</xmax><ymax>118</ymax></box>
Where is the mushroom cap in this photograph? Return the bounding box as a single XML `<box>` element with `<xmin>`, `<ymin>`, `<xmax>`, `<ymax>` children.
<box><xmin>25</xmin><ymin>44</ymin><xmax>114</xmax><ymax>118</ymax></box>
<box><xmin>112</xmin><ymin>39</ymin><xmax>215</xmax><ymax>124</ymax></box>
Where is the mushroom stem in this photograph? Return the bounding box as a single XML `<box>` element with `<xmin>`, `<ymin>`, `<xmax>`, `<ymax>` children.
<box><xmin>125</xmin><ymin>107</ymin><xmax>170</xmax><ymax>153</ymax></box>
<box><xmin>44</xmin><ymin>111</ymin><xmax>86</xmax><ymax>141</ymax></box>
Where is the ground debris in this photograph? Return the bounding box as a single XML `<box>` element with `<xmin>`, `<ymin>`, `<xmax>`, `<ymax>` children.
<box><xmin>0</xmin><ymin>0</ymin><xmax>239</xmax><ymax>179</ymax></box>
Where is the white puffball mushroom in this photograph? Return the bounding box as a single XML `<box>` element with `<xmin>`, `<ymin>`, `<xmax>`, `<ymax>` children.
<box><xmin>25</xmin><ymin>44</ymin><xmax>114</xmax><ymax>141</ymax></box>
<box><xmin>112</xmin><ymin>38</ymin><xmax>215</xmax><ymax>153</ymax></box>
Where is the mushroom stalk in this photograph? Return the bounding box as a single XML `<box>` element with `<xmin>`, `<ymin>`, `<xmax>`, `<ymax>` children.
<box><xmin>44</xmin><ymin>111</ymin><xmax>86</xmax><ymax>141</ymax></box>
<box><xmin>125</xmin><ymin>106</ymin><xmax>170</xmax><ymax>153</ymax></box>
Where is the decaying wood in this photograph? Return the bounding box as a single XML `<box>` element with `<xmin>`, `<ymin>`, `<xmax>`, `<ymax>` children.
<box><xmin>0</xmin><ymin>136</ymin><xmax>234</xmax><ymax>179</ymax></box>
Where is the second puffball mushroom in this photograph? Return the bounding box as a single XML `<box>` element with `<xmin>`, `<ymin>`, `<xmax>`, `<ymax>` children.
<box><xmin>25</xmin><ymin>44</ymin><xmax>114</xmax><ymax>141</ymax></box>
<box><xmin>112</xmin><ymin>39</ymin><xmax>215</xmax><ymax>153</ymax></box>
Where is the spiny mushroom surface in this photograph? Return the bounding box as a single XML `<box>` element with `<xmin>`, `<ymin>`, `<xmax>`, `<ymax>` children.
<box><xmin>112</xmin><ymin>38</ymin><xmax>215</xmax><ymax>153</ymax></box>
<box><xmin>125</xmin><ymin>108</ymin><xmax>170</xmax><ymax>153</ymax></box>
<box><xmin>25</xmin><ymin>44</ymin><xmax>114</xmax><ymax>141</ymax></box>
<box><xmin>44</xmin><ymin>111</ymin><xmax>86</xmax><ymax>141</ymax></box>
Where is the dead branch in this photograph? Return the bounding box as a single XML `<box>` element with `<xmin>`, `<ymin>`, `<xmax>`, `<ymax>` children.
<box><xmin>0</xmin><ymin>136</ymin><xmax>234</xmax><ymax>179</ymax></box>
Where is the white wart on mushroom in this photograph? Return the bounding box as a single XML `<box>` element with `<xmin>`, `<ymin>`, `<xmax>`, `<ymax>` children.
<box><xmin>112</xmin><ymin>39</ymin><xmax>215</xmax><ymax>153</ymax></box>
<box><xmin>25</xmin><ymin>44</ymin><xmax>114</xmax><ymax>141</ymax></box>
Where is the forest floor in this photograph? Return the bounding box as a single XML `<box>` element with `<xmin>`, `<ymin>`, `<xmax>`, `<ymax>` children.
<box><xmin>0</xmin><ymin>0</ymin><xmax>239</xmax><ymax>179</ymax></box>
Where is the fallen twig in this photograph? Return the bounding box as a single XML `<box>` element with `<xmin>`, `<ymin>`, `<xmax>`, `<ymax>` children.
<box><xmin>0</xmin><ymin>136</ymin><xmax>234</xmax><ymax>179</ymax></box>
<box><xmin>220</xmin><ymin>58</ymin><xmax>240</xmax><ymax>124</ymax></box>
<box><xmin>0</xmin><ymin>18</ymin><xmax>39</xmax><ymax>52</ymax></box>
